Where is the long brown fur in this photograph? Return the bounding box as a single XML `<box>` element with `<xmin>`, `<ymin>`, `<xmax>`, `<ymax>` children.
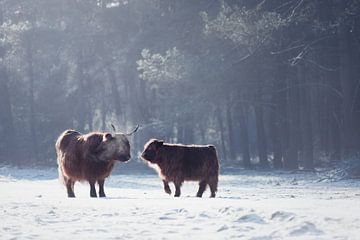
<box><xmin>56</xmin><ymin>129</ymin><xmax>131</xmax><ymax>198</ymax></box>
<box><xmin>141</xmin><ymin>139</ymin><xmax>220</xmax><ymax>198</ymax></box>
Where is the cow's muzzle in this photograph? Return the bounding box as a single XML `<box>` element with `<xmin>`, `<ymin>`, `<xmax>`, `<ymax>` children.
<box><xmin>117</xmin><ymin>153</ymin><xmax>131</xmax><ymax>162</ymax></box>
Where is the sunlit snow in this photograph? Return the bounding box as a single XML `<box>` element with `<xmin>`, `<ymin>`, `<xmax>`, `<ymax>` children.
<box><xmin>1</xmin><ymin>167</ymin><xmax>359</xmax><ymax>239</ymax></box>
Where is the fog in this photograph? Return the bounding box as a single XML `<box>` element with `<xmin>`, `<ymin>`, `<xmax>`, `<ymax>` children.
<box><xmin>0</xmin><ymin>0</ymin><xmax>360</xmax><ymax>171</ymax></box>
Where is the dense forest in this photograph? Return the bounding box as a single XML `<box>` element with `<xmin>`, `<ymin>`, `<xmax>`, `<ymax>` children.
<box><xmin>0</xmin><ymin>0</ymin><xmax>359</xmax><ymax>169</ymax></box>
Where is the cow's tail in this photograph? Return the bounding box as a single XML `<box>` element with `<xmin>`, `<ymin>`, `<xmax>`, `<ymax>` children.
<box><xmin>55</xmin><ymin>130</ymin><xmax>80</xmax><ymax>185</ymax></box>
<box><xmin>58</xmin><ymin>165</ymin><xmax>66</xmax><ymax>185</ymax></box>
<box><xmin>208</xmin><ymin>146</ymin><xmax>219</xmax><ymax>194</ymax></box>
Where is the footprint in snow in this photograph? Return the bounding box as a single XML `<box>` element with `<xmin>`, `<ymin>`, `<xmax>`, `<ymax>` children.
<box><xmin>218</xmin><ymin>207</ymin><xmax>244</xmax><ymax>215</ymax></box>
<box><xmin>100</xmin><ymin>213</ymin><xmax>114</xmax><ymax>217</ymax></box>
<box><xmin>324</xmin><ymin>217</ymin><xmax>341</xmax><ymax>223</ymax></box>
<box><xmin>159</xmin><ymin>215</ymin><xmax>176</xmax><ymax>220</ymax></box>
<box><xmin>219</xmin><ymin>207</ymin><xmax>231</xmax><ymax>213</ymax></box>
<box><xmin>236</xmin><ymin>214</ymin><xmax>266</xmax><ymax>224</ymax></box>
<box><xmin>271</xmin><ymin>211</ymin><xmax>296</xmax><ymax>222</ymax></box>
<box><xmin>217</xmin><ymin>225</ymin><xmax>229</xmax><ymax>232</ymax></box>
<box><xmin>289</xmin><ymin>221</ymin><xmax>324</xmax><ymax>236</ymax></box>
<box><xmin>47</xmin><ymin>210</ymin><xmax>56</xmax><ymax>215</ymax></box>
<box><xmin>164</xmin><ymin>208</ymin><xmax>188</xmax><ymax>215</ymax></box>
<box><xmin>192</xmin><ymin>227</ymin><xmax>202</xmax><ymax>231</ymax></box>
<box><xmin>175</xmin><ymin>208</ymin><xmax>187</xmax><ymax>214</ymax></box>
<box><xmin>198</xmin><ymin>212</ymin><xmax>210</xmax><ymax>218</ymax></box>
<box><xmin>249</xmin><ymin>236</ymin><xmax>272</xmax><ymax>240</ymax></box>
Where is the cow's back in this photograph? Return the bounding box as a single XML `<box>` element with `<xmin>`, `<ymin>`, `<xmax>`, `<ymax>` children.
<box><xmin>182</xmin><ymin>145</ymin><xmax>219</xmax><ymax>180</ymax></box>
<box><xmin>56</xmin><ymin>130</ymin><xmax>81</xmax><ymax>152</ymax></box>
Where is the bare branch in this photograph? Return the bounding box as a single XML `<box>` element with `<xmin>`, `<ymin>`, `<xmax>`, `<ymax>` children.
<box><xmin>287</xmin><ymin>0</ymin><xmax>305</xmax><ymax>21</ymax></box>
<box><xmin>304</xmin><ymin>58</ymin><xmax>338</xmax><ymax>72</ymax></box>
<box><xmin>272</xmin><ymin>82</ymin><xmax>343</xmax><ymax>98</ymax></box>
<box><xmin>270</xmin><ymin>44</ymin><xmax>306</xmax><ymax>55</ymax></box>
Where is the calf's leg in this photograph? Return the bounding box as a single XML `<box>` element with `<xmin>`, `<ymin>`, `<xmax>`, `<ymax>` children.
<box><xmin>98</xmin><ymin>179</ymin><xmax>106</xmax><ymax>197</ymax></box>
<box><xmin>208</xmin><ymin>176</ymin><xmax>218</xmax><ymax>198</ymax></box>
<box><xmin>163</xmin><ymin>180</ymin><xmax>171</xmax><ymax>195</ymax></box>
<box><xmin>174</xmin><ymin>181</ymin><xmax>182</xmax><ymax>197</ymax></box>
<box><xmin>89</xmin><ymin>180</ymin><xmax>97</xmax><ymax>198</ymax></box>
<box><xmin>196</xmin><ymin>180</ymin><xmax>207</xmax><ymax>198</ymax></box>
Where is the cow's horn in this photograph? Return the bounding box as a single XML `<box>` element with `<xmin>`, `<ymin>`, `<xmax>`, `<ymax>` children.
<box><xmin>110</xmin><ymin>124</ymin><xmax>116</xmax><ymax>132</ymax></box>
<box><xmin>126</xmin><ymin>124</ymin><xmax>139</xmax><ymax>136</ymax></box>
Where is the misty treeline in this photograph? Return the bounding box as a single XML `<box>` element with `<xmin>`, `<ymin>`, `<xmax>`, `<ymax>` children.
<box><xmin>0</xmin><ymin>0</ymin><xmax>359</xmax><ymax>169</ymax></box>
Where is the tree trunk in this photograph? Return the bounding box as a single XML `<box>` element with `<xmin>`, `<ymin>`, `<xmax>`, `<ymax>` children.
<box><xmin>239</xmin><ymin>103</ymin><xmax>251</xmax><ymax>168</ymax></box>
<box><xmin>316</xmin><ymin>0</ymin><xmax>342</xmax><ymax>161</ymax></box>
<box><xmin>180</xmin><ymin>113</ymin><xmax>194</xmax><ymax>144</ymax></box>
<box><xmin>107</xmin><ymin>67</ymin><xmax>123</xmax><ymax>125</ymax></box>
<box><xmin>76</xmin><ymin>51</ymin><xmax>87</xmax><ymax>132</ymax></box>
<box><xmin>299</xmin><ymin>63</ymin><xmax>314</xmax><ymax>169</ymax></box>
<box><xmin>137</xmin><ymin>79</ymin><xmax>150</xmax><ymax>121</ymax></box>
<box><xmin>199</xmin><ymin>123</ymin><xmax>206</xmax><ymax>143</ymax></box>
<box><xmin>226</xmin><ymin>99</ymin><xmax>236</xmax><ymax>161</ymax></box>
<box><xmin>284</xmin><ymin>70</ymin><xmax>300</xmax><ymax>170</ymax></box>
<box><xmin>0</xmin><ymin>7</ymin><xmax>15</xmax><ymax>161</ymax></box>
<box><xmin>270</xmin><ymin>66</ymin><xmax>284</xmax><ymax>168</ymax></box>
<box><xmin>0</xmin><ymin>68</ymin><xmax>15</xmax><ymax>160</ymax></box>
<box><xmin>254</xmin><ymin>90</ymin><xmax>269</xmax><ymax>168</ymax></box>
<box><xmin>216</xmin><ymin>107</ymin><xmax>227</xmax><ymax>162</ymax></box>
<box><xmin>337</xmin><ymin>2</ymin><xmax>355</xmax><ymax>156</ymax></box>
<box><xmin>270</xmin><ymin>111</ymin><xmax>283</xmax><ymax>168</ymax></box>
<box><xmin>177</xmin><ymin>123</ymin><xmax>184</xmax><ymax>143</ymax></box>
<box><xmin>25</xmin><ymin>35</ymin><xmax>38</xmax><ymax>162</ymax></box>
<box><xmin>101</xmin><ymin>99</ymin><xmax>107</xmax><ymax>132</ymax></box>
<box><xmin>183</xmin><ymin>124</ymin><xmax>194</xmax><ymax>144</ymax></box>
<box><xmin>125</xmin><ymin>68</ymin><xmax>138</xmax><ymax>129</ymax></box>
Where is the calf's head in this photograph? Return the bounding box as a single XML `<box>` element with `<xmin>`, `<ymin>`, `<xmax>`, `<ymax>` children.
<box><xmin>141</xmin><ymin>139</ymin><xmax>164</xmax><ymax>163</ymax></box>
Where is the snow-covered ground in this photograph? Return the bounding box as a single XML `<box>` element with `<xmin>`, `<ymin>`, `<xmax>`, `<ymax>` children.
<box><xmin>1</xmin><ymin>166</ymin><xmax>360</xmax><ymax>240</ymax></box>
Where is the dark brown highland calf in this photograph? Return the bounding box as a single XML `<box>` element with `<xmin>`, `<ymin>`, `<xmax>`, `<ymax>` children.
<box><xmin>56</xmin><ymin>125</ymin><xmax>138</xmax><ymax>198</ymax></box>
<box><xmin>141</xmin><ymin>139</ymin><xmax>220</xmax><ymax>198</ymax></box>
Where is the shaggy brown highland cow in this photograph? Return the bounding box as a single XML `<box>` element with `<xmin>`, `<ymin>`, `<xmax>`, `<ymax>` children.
<box><xmin>56</xmin><ymin>125</ymin><xmax>138</xmax><ymax>198</ymax></box>
<box><xmin>141</xmin><ymin>139</ymin><xmax>219</xmax><ymax>198</ymax></box>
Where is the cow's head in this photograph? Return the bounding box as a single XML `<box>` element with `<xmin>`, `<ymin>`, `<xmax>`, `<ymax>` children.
<box><xmin>97</xmin><ymin>125</ymin><xmax>139</xmax><ymax>162</ymax></box>
<box><xmin>141</xmin><ymin>138</ymin><xmax>164</xmax><ymax>163</ymax></box>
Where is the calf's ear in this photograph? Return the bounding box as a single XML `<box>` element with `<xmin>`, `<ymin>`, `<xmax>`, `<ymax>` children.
<box><xmin>156</xmin><ymin>140</ymin><xmax>164</xmax><ymax>148</ymax></box>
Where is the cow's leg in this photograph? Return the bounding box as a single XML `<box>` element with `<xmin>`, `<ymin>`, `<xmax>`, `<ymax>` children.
<box><xmin>163</xmin><ymin>180</ymin><xmax>171</xmax><ymax>195</ymax></box>
<box><xmin>98</xmin><ymin>179</ymin><xmax>106</xmax><ymax>197</ymax></box>
<box><xmin>208</xmin><ymin>176</ymin><xmax>218</xmax><ymax>198</ymax></box>
<box><xmin>196</xmin><ymin>180</ymin><xmax>207</xmax><ymax>198</ymax></box>
<box><xmin>65</xmin><ymin>178</ymin><xmax>75</xmax><ymax>198</ymax></box>
<box><xmin>89</xmin><ymin>180</ymin><xmax>97</xmax><ymax>198</ymax></box>
<box><xmin>174</xmin><ymin>181</ymin><xmax>182</xmax><ymax>197</ymax></box>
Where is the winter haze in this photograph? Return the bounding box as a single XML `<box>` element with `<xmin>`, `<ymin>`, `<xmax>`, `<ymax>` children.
<box><xmin>0</xmin><ymin>1</ymin><xmax>360</xmax><ymax>239</ymax></box>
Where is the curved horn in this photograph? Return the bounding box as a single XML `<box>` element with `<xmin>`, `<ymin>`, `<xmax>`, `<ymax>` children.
<box><xmin>126</xmin><ymin>124</ymin><xmax>139</xmax><ymax>136</ymax></box>
<box><xmin>110</xmin><ymin>124</ymin><xmax>116</xmax><ymax>132</ymax></box>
